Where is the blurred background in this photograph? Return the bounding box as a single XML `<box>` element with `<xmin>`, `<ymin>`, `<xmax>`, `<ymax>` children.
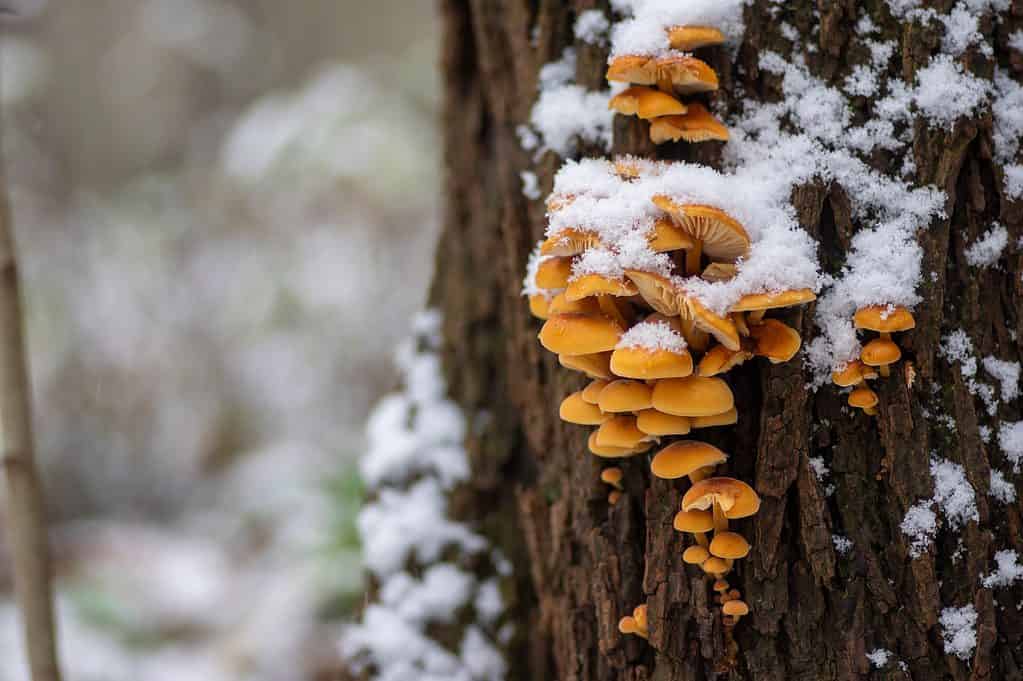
<box><xmin>0</xmin><ymin>1</ymin><xmax>440</xmax><ymax>678</ymax></box>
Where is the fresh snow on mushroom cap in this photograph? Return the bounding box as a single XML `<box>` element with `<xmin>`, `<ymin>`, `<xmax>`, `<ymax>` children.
<box><xmin>617</xmin><ymin>319</ymin><xmax>687</xmax><ymax>352</ymax></box>
<box><xmin>609</xmin><ymin>0</ymin><xmax>750</xmax><ymax>57</ymax></box>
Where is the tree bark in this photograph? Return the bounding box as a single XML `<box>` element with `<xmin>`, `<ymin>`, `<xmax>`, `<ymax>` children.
<box><xmin>0</xmin><ymin>174</ymin><xmax>62</xmax><ymax>680</ymax></box>
<box><xmin>434</xmin><ymin>1</ymin><xmax>1023</xmax><ymax>680</ymax></box>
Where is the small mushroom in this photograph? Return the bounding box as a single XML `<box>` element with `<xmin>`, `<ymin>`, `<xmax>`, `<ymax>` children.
<box><xmin>535</xmin><ymin>256</ymin><xmax>574</xmax><ymax>289</ymax></box>
<box><xmin>609</xmin><ymin>85</ymin><xmax>688</xmax><ymax>119</ymax></box>
<box><xmin>722</xmin><ymin>599</ymin><xmax>749</xmax><ymax>619</ymax></box>
<box><xmin>651</xmin><ymin>376</ymin><xmax>735</xmax><ymax>417</ymax></box>
<box><xmin>709</xmin><ymin>531</ymin><xmax>751</xmax><ymax>560</ymax></box>
<box><xmin>651</xmin><ymin>440</ymin><xmax>728</xmax><ymax>482</ymax></box>
<box><xmin>606</xmin><ymin>55</ymin><xmax>658</xmax><ymax>85</ymax></box>
<box><xmin>649</xmin><ymin>103</ymin><xmax>729</xmax><ymax>144</ymax></box>
<box><xmin>610</xmin><ymin>327</ymin><xmax>694</xmax><ymax>380</ymax></box>
<box><xmin>750</xmin><ymin>319</ymin><xmax>802</xmax><ymax>364</ymax></box>
<box><xmin>601</xmin><ymin>467</ymin><xmax>624</xmax><ymax>490</ymax></box>
<box><xmin>690</xmin><ymin>408</ymin><xmax>738</xmax><ymax>429</ymax></box>
<box><xmin>539</xmin><ymin>313</ymin><xmax>624</xmax><ymax>355</ymax></box>
<box><xmin>559</xmin><ymin>391</ymin><xmax>608</xmax><ymax>425</ymax></box>
<box><xmin>619</xmin><ymin>604</ymin><xmax>649</xmax><ymax>639</ymax></box>
<box><xmin>598</xmin><ymin>379</ymin><xmax>654</xmax><ymax>413</ymax></box>
<box><xmin>581</xmin><ymin>379</ymin><xmax>610</xmax><ymax>404</ymax></box>
<box><xmin>848</xmin><ymin>386</ymin><xmax>879</xmax><ymax>415</ymax></box>
<box><xmin>595</xmin><ymin>415</ymin><xmax>649</xmax><ymax>449</ymax></box>
<box><xmin>674</xmin><ymin>509</ymin><xmax>715</xmax><ymax>548</ymax></box>
<box><xmin>831</xmin><ymin>360</ymin><xmax>878</xmax><ymax>387</ymax></box>
<box><xmin>565</xmin><ymin>274</ymin><xmax>638</xmax><ymax>301</ymax></box>
<box><xmin>729</xmin><ymin>288</ymin><xmax>816</xmax><ymax>324</ymax></box>
<box><xmin>654</xmin><ymin>54</ymin><xmax>719</xmax><ymax>94</ymax></box>
<box><xmin>541</xmin><ymin>228</ymin><xmax>602</xmax><ymax>257</ymax></box>
<box><xmin>608</xmin><ymin>490</ymin><xmax>623</xmax><ymax>505</ymax></box>
<box><xmin>651</xmin><ymin>197</ymin><xmax>751</xmax><ymax>275</ymax></box>
<box><xmin>698</xmin><ymin>345</ymin><xmax>752</xmax><ymax>377</ymax></box>
<box><xmin>682</xmin><ymin>477</ymin><xmax>761</xmax><ymax>538</ymax></box>
<box><xmin>667</xmin><ymin>25</ymin><xmax>726</xmax><ymax>51</ymax></box>
<box><xmin>861</xmin><ymin>337</ymin><xmax>901</xmax><ymax>377</ymax></box>
<box><xmin>647</xmin><ymin>217</ymin><xmax>697</xmax><ymax>253</ymax></box>
<box><xmin>559</xmin><ymin>352</ymin><xmax>614</xmax><ymax>379</ymax></box>
<box><xmin>588</xmin><ymin>430</ymin><xmax>652</xmax><ymax>458</ymax></box>
<box><xmin>853</xmin><ymin>304</ymin><xmax>916</xmax><ymax>340</ymax></box>
<box><xmin>713</xmin><ymin>579</ymin><xmax>730</xmax><ymax>593</ymax></box>
<box><xmin>701</xmin><ymin>556</ymin><xmax>730</xmax><ymax>577</ymax></box>
<box><xmin>683</xmin><ymin>544</ymin><xmax>711</xmax><ymax>564</ymax></box>
<box><xmin>687</xmin><ymin>297</ymin><xmax>742</xmax><ymax>351</ymax></box>
<box><xmin>635</xmin><ymin>409</ymin><xmax>691</xmax><ymax>436</ymax></box>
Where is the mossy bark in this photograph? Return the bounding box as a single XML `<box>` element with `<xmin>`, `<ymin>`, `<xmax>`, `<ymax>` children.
<box><xmin>433</xmin><ymin>1</ymin><xmax>1023</xmax><ymax>679</ymax></box>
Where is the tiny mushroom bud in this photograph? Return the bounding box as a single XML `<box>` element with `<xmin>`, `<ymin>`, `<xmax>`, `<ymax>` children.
<box><xmin>560</xmin><ymin>391</ymin><xmax>608</xmax><ymax>425</ymax></box>
<box><xmin>598</xmin><ymin>379</ymin><xmax>654</xmax><ymax>413</ymax></box>
<box><xmin>750</xmin><ymin>319</ymin><xmax>802</xmax><ymax>364</ymax></box>
<box><xmin>722</xmin><ymin>599</ymin><xmax>749</xmax><ymax>618</ymax></box>
<box><xmin>861</xmin><ymin>338</ymin><xmax>901</xmax><ymax>377</ymax></box>
<box><xmin>713</xmin><ymin>579</ymin><xmax>730</xmax><ymax>592</ymax></box>
<box><xmin>683</xmin><ymin>544</ymin><xmax>711</xmax><ymax>564</ymax></box>
<box><xmin>535</xmin><ymin>256</ymin><xmax>574</xmax><ymax>289</ymax></box>
<box><xmin>601</xmin><ymin>467</ymin><xmax>624</xmax><ymax>490</ymax></box>
<box><xmin>609</xmin><ymin>85</ymin><xmax>688</xmax><ymax>119</ymax></box>
<box><xmin>702</xmin><ymin>556</ymin><xmax>730</xmax><ymax>576</ymax></box>
<box><xmin>608</xmin><ymin>490</ymin><xmax>623</xmax><ymax>505</ymax></box>
<box><xmin>559</xmin><ymin>352</ymin><xmax>614</xmax><ymax>379</ymax></box>
<box><xmin>651</xmin><ymin>441</ymin><xmax>728</xmax><ymax>481</ymax></box>
<box><xmin>582</xmin><ymin>379</ymin><xmax>610</xmax><ymax>404</ymax></box>
<box><xmin>709</xmin><ymin>531</ymin><xmax>751</xmax><ymax>559</ymax></box>
<box><xmin>649</xmin><ymin>103</ymin><xmax>729</xmax><ymax>145</ymax></box>
<box><xmin>540</xmin><ymin>313</ymin><xmax>623</xmax><ymax>355</ymax></box>
<box><xmin>636</xmin><ymin>409</ymin><xmax>691</xmax><ymax>436</ymax></box>
<box><xmin>652</xmin><ymin>376</ymin><xmax>735</xmax><ymax>417</ymax></box>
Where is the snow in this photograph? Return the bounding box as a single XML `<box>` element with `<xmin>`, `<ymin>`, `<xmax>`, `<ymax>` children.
<box><xmin>575</xmin><ymin>10</ymin><xmax>610</xmax><ymax>45</ymax></box>
<box><xmin>616</xmin><ymin>319</ymin><xmax>687</xmax><ymax>352</ymax></box>
<box><xmin>609</xmin><ymin>0</ymin><xmax>750</xmax><ymax>57</ymax></box>
<box><xmin>901</xmin><ymin>458</ymin><xmax>977</xmax><ymax>558</ymax></box>
<box><xmin>940</xmin><ymin>330</ymin><xmax>998</xmax><ymax>414</ymax></box>
<box><xmin>998</xmin><ymin>421</ymin><xmax>1023</xmax><ymax>470</ymax></box>
<box><xmin>832</xmin><ymin>535</ymin><xmax>854</xmax><ymax>556</ymax></box>
<box><xmin>342</xmin><ymin>311</ymin><xmax>507</xmax><ymax>681</ymax></box>
<box><xmin>982</xmin><ymin>356</ymin><xmax>1020</xmax><ymax>401</ymax></box>
<box><xmin>901</xmin><ymin>502</ymin><xmax>938</xmax><ymax>558</ymax></box>
<box><xmin>520</xmin><ymin>171</ymin><xmax>541</xmax><ymax>201</ymax></box>
<box><xmin>1004</xmin><ymin>165</ymin><xmax>1023</xmax><ymax>200</ymax></box>
<box><xmin>939</xmin><ymin>604</ymin><xmax>978</xmax><ymax>660</ymax></box>
<box><xmin>982</xmin><ymin>550</ymin><xmax>1023</xmax><ymax>588</ymax></box>
<box><xmin>992</xmin><ymin>70</ymin><xmax>1023</xmax><ymax>163</ymax></box>
<box><xmin>1010</xmin><ymin>30</ymin><xmax>1023</xmax><ymax>52</ymax></box>
<box><xmin>989</xmin><ymin>469</ymin><xmax>1016</xmax><ymax>503</ymax></box>
<box><xmin>913</xmin><ymin>55</ymin><xmax>990</xmax><ymax>129</ymax></box>
<box><xmin>964</xmin><ymin>224</ymin><xmax>1009</xmax><ymax>267</ymax></box>
<box><xmin>528</xmin><ymin>49</ymin><xmax>614</xmax><ymax>158</ymax></box>
<box><xmin>865</xmin><ymin>649</ymin><xmax>892</xmax><ymax>668</ymax></box>
<box><xmin>940</xmin><ymin>5</ymin><xmax>985</xmax><ymax>56</ymax></box>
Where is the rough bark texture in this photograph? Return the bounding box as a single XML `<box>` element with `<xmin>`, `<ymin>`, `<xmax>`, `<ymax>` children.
<box><xmin>434</xmin><ymin>1</ymin><xmax>1023</xmax><ymax>680</ymax></box>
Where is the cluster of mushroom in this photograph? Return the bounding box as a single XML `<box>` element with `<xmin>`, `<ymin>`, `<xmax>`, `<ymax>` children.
<box><xmin>831</xmin><ymin>305</ymin><xmax>915</xmax><ymax>416</ymax></box>
<box><xmin>607</xmin><ymin>26</ymin><xmax>728</xmax><ymax>145</ymax></box>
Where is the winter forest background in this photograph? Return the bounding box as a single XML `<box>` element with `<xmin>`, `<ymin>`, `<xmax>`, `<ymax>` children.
<box><xmin>0</xmin><ymin>1</ymin><xmax>440</xmax><ymax>678</ymax></box>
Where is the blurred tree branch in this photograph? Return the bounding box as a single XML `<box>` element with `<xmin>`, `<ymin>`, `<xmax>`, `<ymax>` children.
<box><xmin>0</xmin><ymin>170</ymin><xmax>62</xmax><ymax>679</ymax></box>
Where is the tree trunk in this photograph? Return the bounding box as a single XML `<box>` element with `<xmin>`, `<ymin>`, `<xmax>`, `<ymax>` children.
<box><xmin>432</xmin><ymin>2</ymin><xmax>1023</xmax><ymax>680</ymax></box>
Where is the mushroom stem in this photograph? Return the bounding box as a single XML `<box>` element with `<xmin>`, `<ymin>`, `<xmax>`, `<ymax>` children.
<box><xmin>688</xmin><ymin>466</ymin><xmax>713</xmax><ymax>485</ymax></box>
<box><xmin>686</xmin><ymin>240</ymin><xmax>703</xmax><ymax>276</ymax></box>
<box><xmin>864</xmin><ymin>406</ymin><xmax>878</xmax><ymax>416</ymax></box>
<box><xmin>880</xmin><ymin>331</ymin><xmax>891</xmax><ymax>341</ymax></box>
<box><xmin>712</xmin><ymin>500</ymin><xmax>729</xmax><ymax>534</ymax></box>
<box><xmin>748</xmin><ymin>309</ymin><xmax>765</xmax><ymax>324</ymax></box>
<box><xmin>597</xmin><ymin>295</ymin><xmax>629</xmax><ymax>329</ymax></box>
<box><xmin>693</xmin><ymin>531</ymin><xmax>709</xmax><ymax>547</ymax></box>
<box><xmin>879</xmin><ymin>363</ymin><xmax>890</xmax><ymax>377</ymax></box>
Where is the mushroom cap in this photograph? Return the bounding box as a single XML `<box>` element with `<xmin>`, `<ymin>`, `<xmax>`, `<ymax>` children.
<box><xmin>541</xmin><ymin>228</ymin><xmax>602</xmax><ymax>257</ymax></box>
<box><xmin>606</xmin><ymin>55</ymin><xmax>657</xmax><ymax>84</ymax></box>
<box><xmin>831</xmin><ymin>360</ymin><xmax>877</xmax><ymax>387</ymax></box>
<box><xmin>750</xmin><ymin>319</ymin><xmax>802</xmax><ymax>364</ymax></box>
<box><xmin>610</xmin><ymin>345</ymin><xmax>694</xmax><ymax>380</ymax></box>
<box><xmin>618</xmin><ymin>615</ymin><xmax>641</xmax><ymax>635</ymax></box>
<box><xmin>853</xmin><ymin>305</ymin><xmax>916</xmax><ymax>333</ymax></box>
<box><xmin>600</xmin><ymin>467</ymin><xmax>624</xmax><ymax>486</ymax></box>
<box><xmin>648</xmin><ymin>217</ymin><xmax>697</xmax><ymax>252</ymax></box>
<box><xmin>729</xmin><ymin>288</ymin><xmax>817</xmax><ymax>312</ymax></box>
<box><xmin>636</xmin><ymin>409</ymin><xmax>691</xmax><ymax>436</ymax></box>
<box><xmin>713</xmin><ymin>579</ymin><xmax>730</xmax><ymax>592</ymax></box>
<box><xmin>861</xmin><ymin>338</ymin><xmax>901</xmax><ymax>366</ymax></box>
<box><xmin>654</xmin><ymin>54</ymin><xmax>719</xmax><ymax>94</ymax></box>
<box><xmin>633</xmin><ymin>604</ymin><xmax>648</xmax><ymax>631</ymax></box>
<box><xmin>709</xmin><ymin>531</ymin><xmax>750</xmax><ymax>559</ymax></box>
<box><xmin>667</xmin><ymin>25</ymin><xmax>726</xmax><ymax>51</ymax></box>
<box><xmin>722</xmin><ymin>600</ymin><xmax>749</xmax><ymax>617</ymax></box>
<box><xmin>649</xmin><ymin>103</ymin><xmax>729</xmax><ymax>144</ymax></box>
<box><xmin>682</xmin><ymin>544</ymin><xmax>711</xmax><ymax>564</ymax></box>
<box><xmin>624</xmin><ymin>269</ymin><xmax>687</xmax><ymax>317</ymax></box>
<box><xmin>690</xmin><ymin>407</ymin><xmax>738</xmax><ymax>429</ymax></box>
<box><xmin>687</xmin><ymin>298</ymin><xmax>741</xmax><ymax>351</ymax></box>
<box><xmin>588</xmin><ymin>430</ymin><xmax>651</xmax><ymax>458</ymax></box>
<box><xmin>682</xmin><ymin>477</ymin><xmax>761</xmax><ymax>519</ymax></box>
<box><xmin>701</xmin><ymin>262</ymin><xmax>737</xmax><ymax>282</ymax></box>
<box><xmin>702</xmin><ymin>556</ymin><xmax>730</xmax><ymax>575</ymax></box>
<box><xmin>651</xmin><ymin>197</ymin><xmax>751</xmax><ymax>262</ymax></box>
<box><xmin>651</xmin><ymin>440</ymin><xmax>728</xmax><ymax>479</ymax></box>
<box><xmin>848</xmin><ymin>386</ymin><xmax>878</xmax><ymax>409</ymax></box>
<box><xmin>559</xmin><ymin>351</ymin><xmax>614</xmax><ymax>379</ymax></box>
<box><xmin>698</xmin><ymin>345</ymin><xmax>751</xmax><ymax>376</ymax></box>
<box><xmin>581</xmin><ymin>379</ymin><xmax>610</xmax><ymax>404</ymax></box>
<box><xmin>535</xmin><ymin>256</ymin><xmax>573</xmax><ymax>289</ymax></box>
<box><xmin>565</xmin><ymin>274</ymin><xmax>638</xmax><ymax>301</ymax></box>
<box><xmin>560</xmin><ymin>391</ymin><xmax>608</xmax><ymax>425</ymax></box>
<box><xmin>548</xmin><ymin>292</ymin><xmax>600</xmax><ymax>316</ymax></box>
<box><xmin>540</xmin><ymin>314</ymin><xmax>623</xmax><ymax>355</ymax></box>
<box><xmin>608</xmin><ymin>489</ymin><xmax>623</xmax><ymax>504</ymax></box>
<box><xmin>598</xmin><ymin>379</ymin><xmax>654</xmax><ymax>413</ymax></box>
<box><xmin>609</xmin><ymin>85</ymin><xmax>688</xmax><ymax>119</ymax></box>
<box><xmin>528</xmin><ymin>294</ymin><xmax>551</xmax><ymax>320</ymax></box>
<box><xmin>652</xmin><ymin>375</ymin><xmax>735</xmax><ymax>417</ymax></box>
<box><xmin>595</xmin><ymin>415</ymin><xmax>648</xmax><ymax>449</ymax></box>
<box><xmin>674</xmin><ymin>509</ymin><xmax>715</xmax><ymax>533</ymax></box>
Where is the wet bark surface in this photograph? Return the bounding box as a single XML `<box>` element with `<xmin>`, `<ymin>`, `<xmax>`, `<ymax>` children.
<box><xmin>433</xmin><ymin>1</ymin><xmax>1023</xmax><ymax>679</ymax></box>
